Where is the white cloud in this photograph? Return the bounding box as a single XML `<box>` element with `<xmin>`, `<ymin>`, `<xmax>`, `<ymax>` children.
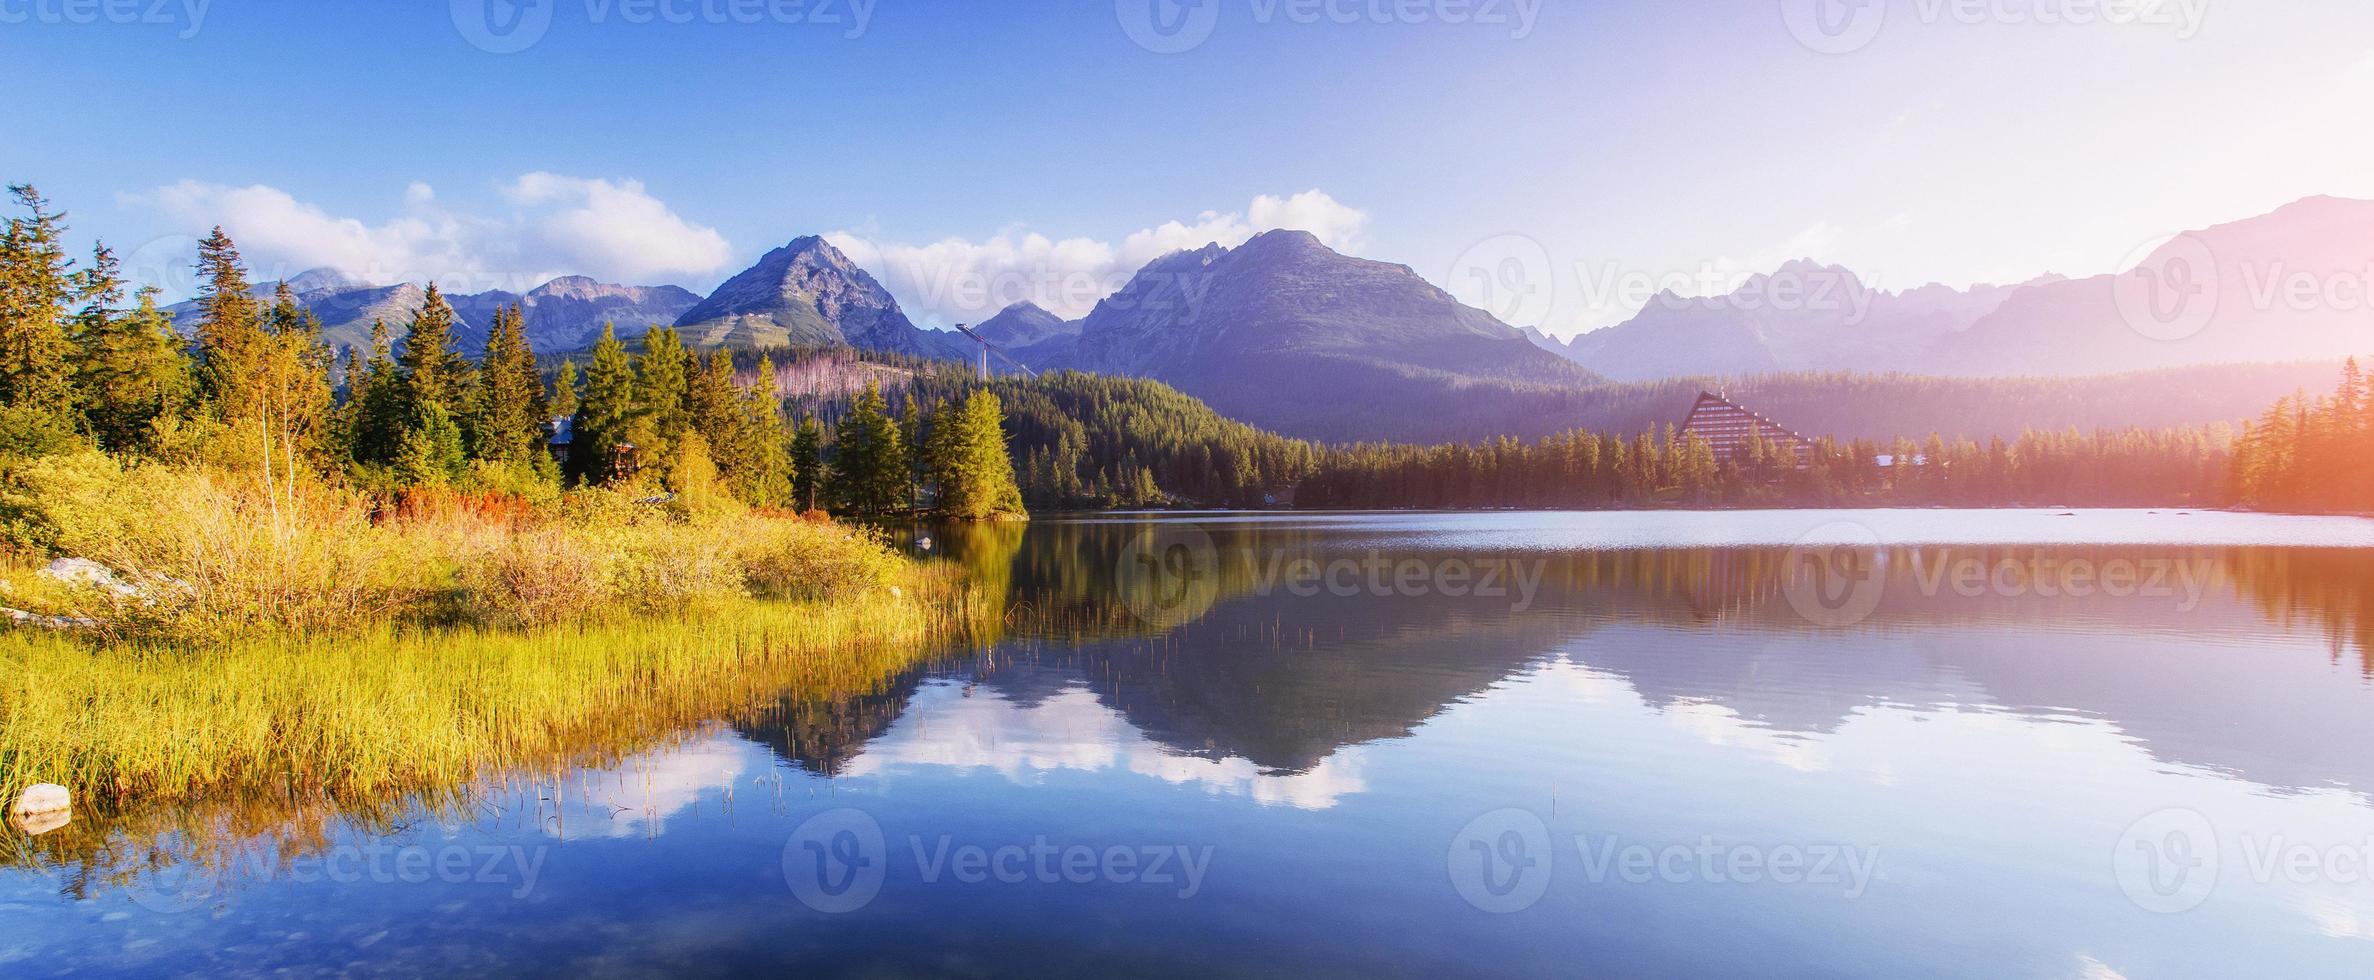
<box><xmin>125</xmin><ymin>174</ymin><xmax>733</xmax><ymax>297</ymax></box>
<box><xmin>828</xmin><ymin>190</ymin><xmax>1369</xmax><ymax>327</ymax></box>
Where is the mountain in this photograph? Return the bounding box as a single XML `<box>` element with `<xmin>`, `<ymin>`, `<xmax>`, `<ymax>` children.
<box><xmin>1548</xmin><ymin>196</ymin><xmax>2374</xmax><ymax>380</ymax></box>
<box><xmin>673</xmin><ymin>236</ymin><xmax>964</xmax><ymax>358</ymax></box>
<box><xmin>1037</xmin><ymin>229</ymin><xmax>1597</xmax><ymax>440</ymax></box>
<box><xmin>974</xmin><ymin>300</ymin><xmax>1077</xmax><ymax>348</ymax></box>
<box><xmin>1547</xmin><ymin>261</ymin><xmax>2056</xmax><ymax>381</ymax></box>
<box><xmin>1932</xmin><ymin>195</ymin><xmax>2374</xmax><ymax>376</ymax></box>
<box><xmin>163</xmin><ymin>270</ymin><xmax>699</xmax><ymax>356</ymax></box>
<box><xmin>517</xmin><ymin>277</ymin><xmax>701</xmax><ymax>352</ymax></box>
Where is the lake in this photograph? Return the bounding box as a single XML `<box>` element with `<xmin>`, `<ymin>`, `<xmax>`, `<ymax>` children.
<box><xmin>6</xmin><ymin>510</ymin><xmax>2374</xmax><ymax>978</ymax></box>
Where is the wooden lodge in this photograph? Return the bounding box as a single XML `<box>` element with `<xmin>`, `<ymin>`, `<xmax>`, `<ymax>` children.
<box><xmin>1678</xmin><ymin>391</ymin><xmax>1815</xmax><ymax>468</ymax></box>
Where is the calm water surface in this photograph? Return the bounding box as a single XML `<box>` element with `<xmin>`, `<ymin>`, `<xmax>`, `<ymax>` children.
<box><xmin>7</xmin><ymin>510</ymin><xmax>2374</xmax><ymax>978</ymax></box>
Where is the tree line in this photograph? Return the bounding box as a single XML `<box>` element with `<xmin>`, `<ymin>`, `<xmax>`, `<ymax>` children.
<box><xmin>0</xmin><ymin>187</ymin><xmax>1023</xmax><ymax>521</ymax></box>
<box><xmin>2229</xmin><ymin>358</ymin><xmax>2373</xmax><ymax>513</ymax></box>
<box><xmin>802</xmin><ymin>352</ymin><xmax>2245</xmax><ymax>511</ymax></box>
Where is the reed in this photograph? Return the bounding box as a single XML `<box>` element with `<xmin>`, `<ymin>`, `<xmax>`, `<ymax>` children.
<box><xmin>0</xmin><ymin>576</ymin><xmax>972</xmax><ymax>808</ymax></box>
<box><xmin>0</xmin><ymin>452</ymin><xmax>997</xmax><ymax>810</ymax></box>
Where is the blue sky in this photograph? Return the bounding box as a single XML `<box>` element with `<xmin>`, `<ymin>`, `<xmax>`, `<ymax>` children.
<box><xmin>5</xmin><ymin>0</ymin><xmax>2371</xmax><ymax>334</ymax></box>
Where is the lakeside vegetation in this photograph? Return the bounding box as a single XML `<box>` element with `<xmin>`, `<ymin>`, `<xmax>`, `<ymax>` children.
<box><xmin>0</xmin><ymin>186</ymin><xmax>1021</xmax><ymax>815</ymax></box>
<box><xmin>2230</xmin><ymin>358</ymin><xmax>2374</xmax><ymax>513</ymax></box>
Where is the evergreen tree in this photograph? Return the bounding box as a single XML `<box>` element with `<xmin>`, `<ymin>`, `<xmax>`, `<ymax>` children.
<box><xmin>790</xmin><ymin>413</ymin><xmax>824</xmax><ymax>512</ymax></box>
<box><xmin>737</xmin><ymin>354</ymin><xmax>794</xmax><ymax>507</ymax></box>
<box><xmin>0</xmin><ymin>186</ymin><xmax>82</xmax><ymax>435</ymax></box>
<box><xmin>548</xmin><ymin>359</ymin><xmax>580</xmax><ymax>420</ymax></box>
<box><xmin>569</xmin><ymin>323</ymin><xmax>640</xmax><ymax>485</ymax></box>
<box><xmin>929</xmin><ymin>390</ymin><xmax>1027</xmax><ymax>520</ymax></box>
<box><xmin>634</xmin><ymin>325</ymin><xmax>691</xmax><ymax>461</ymax></box>
<box><xmin>472</xmin><ymin>303</ymin><xmax>545</xmax><ymax>464</ymax></box>
<box><xmin>397</xmin><ymin>283</ymin><xmax>468</xmax><ymax>416</ymax></box>
<box><xmin>68</xmin><ymin>245</ymin><xmax>194</xmax><ymax>452</ymax></box>
<box><xmin>343</xmin><ymin>320</ymin><xmax>407</xmax><ymax>467</ymax></box>
<box><xmin>393</xmin><ymin>401</ymin><xmax>467</xmax><ymax>487</ymax></box>
<box><xmin>826</xmin><ymin>383</ymin><xmax>907</xmax><ymax>515</ymax></box>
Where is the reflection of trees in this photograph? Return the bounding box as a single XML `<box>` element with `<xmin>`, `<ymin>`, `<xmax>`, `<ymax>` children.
<box><xmin>2227</xmin><ymin>548</ymin><xmax>2374</xmax><ymax>674</ymax></box>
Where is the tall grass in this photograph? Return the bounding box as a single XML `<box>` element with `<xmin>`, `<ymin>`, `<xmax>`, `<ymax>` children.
<box><xmin>0</xmin><ymin>451</ymin><xmax>994</xmax><ymax>810</ymax></box>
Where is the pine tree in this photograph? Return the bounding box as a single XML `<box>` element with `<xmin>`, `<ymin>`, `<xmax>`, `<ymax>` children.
<box><xmin>569</xmin><ymin>324</ymin><xmax>640</xmax><ymax>485</ymax></box>
<box><xmin>394</xmin><ymin>401</ymin><xmax>467</xmax><ymax>487</ymax></box>
<box><xmin>737</xmin><ymin>354</ymin><xmax>794</xmax><ymax>507</ymax></box>
<box><xmin>397</xmin><ymin>283</ymin><xmax>469</xmax><ymax>417</ymax></box>
<box><xmin>472</xmin><ymin>303</ymin><xmax>545</xmax><ymax>464</ymax></box>
<box><xmin>548</xmin><ymin>359</ymin><xmax>580</xmax><ymax>420</ymax></box>
<box><xmin>687</xmin><ymin>350</ymin><xmax>749</xmax><ymax>492</ymax></box>
<box><xmin>343</xmin><ymin>320</ymin><xmax>408</xmax><ymax>467</ymax></box>
<box><xmin>191</xmin><ymin>226</ymin><xmax>263</xmax><ymax>410</ymax></box>
<box><xmin>634</xmin><ymin>325</ymin><xmax>691</xmax><ymax>462</ymax></box>
<box><xmin>68</xmin><ymin>244</ymin><xmax>194</xmax><ymax>452</ymax></box>
<box><xmin>0</xmin><ymin>186</ymin><xmax>82</xmax><ymax>434</ymax></box>
<box><xmin>826</xmin><ymin>383</ymin><xmax>906</xmax><ymax>515</ymax></box>
<box><xmin>790</xmin><ymin>413</ymin><xmax>824</xmax><ymax>512</ymax></box>
<box><xmin>929</xmin><ymin>389</ymin><xmax>1026</xmax><ymax>520</ymax></box>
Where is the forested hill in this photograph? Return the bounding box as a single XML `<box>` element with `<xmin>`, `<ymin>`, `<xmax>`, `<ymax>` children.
<box><xmin>748</xmin><ymin>344</ymin><xmax>2333</xmax><ymax>445</ymax></box>
<box><xmin>731</xmin><ymin>346</ymin><xmax>2329</xmax><ymax>510</ymax></box>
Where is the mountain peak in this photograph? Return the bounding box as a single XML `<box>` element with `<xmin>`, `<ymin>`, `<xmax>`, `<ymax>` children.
<box><xmin>672</xmin><ymin>233</ymin><xmax>952</xmax><ymax>357</ymax></box>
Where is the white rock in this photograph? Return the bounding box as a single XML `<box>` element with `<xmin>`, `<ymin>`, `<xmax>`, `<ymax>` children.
<box><xmin>42</xmin><ymin>558</ymin><xmax>136</xmax><ymax>597</ymax></box>
<box><xmin>12</xmin><ymin>807</ymin><xmax>68</xmax><ymax>836</ymax></box>
<box><xmin>12</xmin><ymin>783</ymin><xmax>69</xmax><ymax>816</ymax></box>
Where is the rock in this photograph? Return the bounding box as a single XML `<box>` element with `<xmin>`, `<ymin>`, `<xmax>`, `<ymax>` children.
<box><xmin>41</xmin><ymin>557</ymin><xmax>137</xmax><ymax>597</ymax></box>
<box><xmin>11</xmin><ymin>807</ymin><xmax>68</xmax><ymax>836</ymax></box>
<box><xmin>11</xmin><ymin>783</ymin><xmax>69</xmax><ymax>817</ymax></box>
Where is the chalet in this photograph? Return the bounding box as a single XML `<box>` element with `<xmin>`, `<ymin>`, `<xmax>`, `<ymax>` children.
<box><xmin>1678</xmin><ymin>391</ymin><xmax>1815</xmax><ymax>468</ymax></box>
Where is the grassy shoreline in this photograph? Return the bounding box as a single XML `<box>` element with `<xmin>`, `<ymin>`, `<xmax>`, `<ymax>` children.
<box><xmin>0</xmin><ymin>574</ymin><xmax>981</xmax><ymax>809</ymax></box>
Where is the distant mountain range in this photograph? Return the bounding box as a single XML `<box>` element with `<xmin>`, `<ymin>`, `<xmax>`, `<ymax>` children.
<box><xmin>165</xmin><ymin>271</ymin><xmax>700</xmax><ymax>357</ymax></box>
<box><xmin>1537</xmin><ymin>195</ymin><xmax>2374</xmax><ymax>379</ymax></box>
<box><xmin>169</xmin><ymin>194</ymin><xmax>2370</xmax><ymax>440</ymax></box>
<box><xmin>1012</xmin><ymin>229</ymin><xmax>1596</xmax><ymax>438</ymax></box>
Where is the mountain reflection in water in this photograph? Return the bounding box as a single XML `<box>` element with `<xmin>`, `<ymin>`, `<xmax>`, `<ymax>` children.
<box><xmin>7</xmin><ymin>510</ymin><xmax>2374</xmax><ymax>979</ymax></box>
